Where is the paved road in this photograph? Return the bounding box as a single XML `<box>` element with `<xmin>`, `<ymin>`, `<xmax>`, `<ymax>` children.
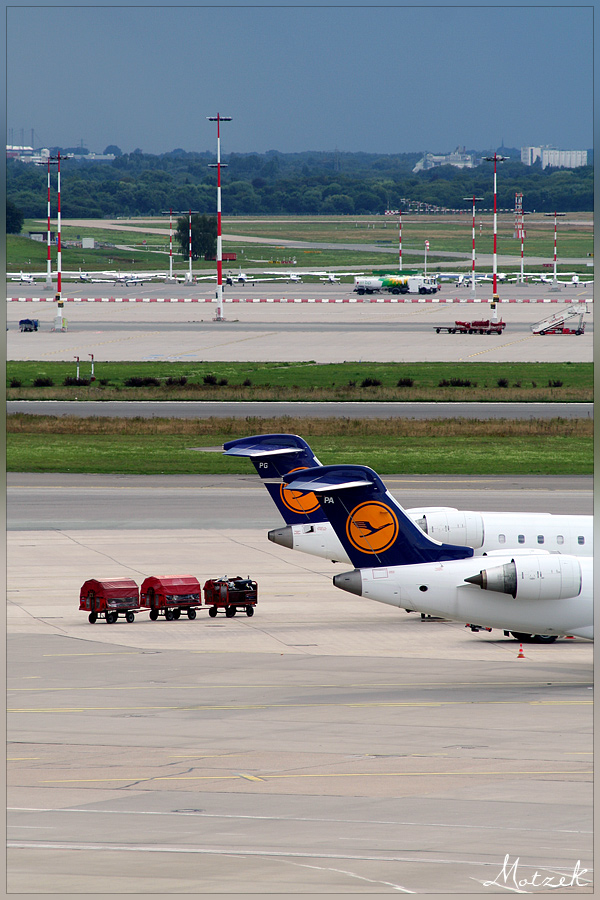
<box><xmin>7</xmin><ymin>475</ymin><xmax>593</xmax><ymax>893</ymax></box>
<box><xmin>7</xmin><ymin>472</ymin><xmax>593</xmax><ymax>530</ymax></box>
<box><xmin>7</xmin><ymin>399</ymin><xmax>594</xmax><ymax>420</ymax></box>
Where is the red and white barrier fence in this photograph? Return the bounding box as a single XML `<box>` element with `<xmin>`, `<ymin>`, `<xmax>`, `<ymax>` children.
<box><xmin>7</xmin><ymin>296</ymin><xmax>592</xmax><ymax>304</ymax></box>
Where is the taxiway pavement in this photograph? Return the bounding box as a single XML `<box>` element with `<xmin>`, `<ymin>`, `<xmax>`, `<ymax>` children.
<box><xmin>7</xmin><ymin>475</ymin><xmax>593</xmax><ymax>894</ymax></box>
<box><xmin>7</xmin><ymin>281</ymin><xmax>593</xmax><ymax>363</ymax></box>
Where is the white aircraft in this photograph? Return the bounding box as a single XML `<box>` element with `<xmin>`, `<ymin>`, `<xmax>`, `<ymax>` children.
<box><xmin>9</xmin><ymin>271</ymin><xmax>37</xmax><ymax>284</ymax></box>
<box><xmin>282</xmin><ymin>464</ymin><xmax>593</xmax><ymax>643</ymax></box>
<box><xmin>261</xmin><ymin>271</ymin><xmax>303</xmax><ymax>283</ymax></box>
<box><xmin>475</xmin><ymin>272</ymin><xmax>508</xmax><ymax>283</ymax></box>
<box><xmin>314</xmin><ymin>271</ymin><xmax>366</xmax><ymax>284</ymax></box>
<box><xmin>223</xmin><ymin>432</ymin><xmax>592</xmax><ymax>568</ymax></box>
<box><xmin>527</xmin><ymin>273</ymin><xmax>593</xmax><ymax>287</ymax></box>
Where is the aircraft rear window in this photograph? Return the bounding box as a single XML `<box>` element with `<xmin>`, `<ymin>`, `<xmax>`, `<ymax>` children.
<box><xmin>537</xmin><ymin>535</ymin><xmax>545</xmax><ymax>544</ymax></box>
<box><xmin>518</xmin><ymin>534</ymin><xmax>525</xmax><ymax>544</ymax></box>
<box><xmin>556</xmin><ymin>535</ymin><xmax>565</xmax><ymax>545</ymax></box>
<box><xmin>578</xmin><ymin>535</ymin><xmax>585</xmax><ymax>545</ymax></box>
<box><xmin>498</xmin><ymin>534</ymin><xmax>506</xmax><ymax>544</ymax></box>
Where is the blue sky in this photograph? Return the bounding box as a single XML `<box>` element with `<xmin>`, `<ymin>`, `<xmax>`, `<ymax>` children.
<box><xmin>6</xmin><ymin>4</ymin><xmax>594</xmax><ymax>156</ymax></box>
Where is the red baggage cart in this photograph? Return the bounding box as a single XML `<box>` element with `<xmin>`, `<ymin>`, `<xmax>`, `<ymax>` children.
<box><xmin>79</xmin><ymin>578</ymin><xmax>140</xmax><ymax>624</ymax></box>
<box><xmin>141</xmin><ymin>575</ymin><xmax>202</xmax><ymax>621</ymax></box>
<box><xmin>203</xmin><ymin>576</ymin><xmax>258</xmax><ymax>618</ymax></box>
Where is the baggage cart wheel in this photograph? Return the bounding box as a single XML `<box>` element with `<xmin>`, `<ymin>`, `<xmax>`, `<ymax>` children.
<box><xmin>246</xmin><ymin>606</ymin><xmax>254</xmax><ymax>617</ymax></box>
<box><xmin>106</xmin><ymin>611</ymin><xmax>117</xmax><ymax>624</ymax></box>
<box><xmin>149</xmin><ymin>609</ymin><xmax>159</xmax><ymax>621</ymax></box>
<box><xmin>165</xmin><ymin>608</ymin><xmax>174</xmax><ymax>621</ymax></box>
<box><xmin>88</xmin><ymin>612</ymin><xmax>97</xmax><ymax>624</ymax></box>
<box><xmin>225</xmin><ymin>606</ymin><xmax>236</xmax><ymax>618</ymax></box>
<box><xmin>173</xmin><ymin>608</ymin><xmax>181</xmax><ymax>620</ymax></box>
<box><xmin>208</xmin><ymin>606</ymin><xmax>218</xmax><ymax>617</ymax></box>
<box><xmin>187</xmin><ymin>608</ymin><xmax>197</xmax><ymax>620</ymax></box>
<box><xmin>125</xmin><ymin>611</ymin><xmax>135</xmax><ymax>623</ymax></box>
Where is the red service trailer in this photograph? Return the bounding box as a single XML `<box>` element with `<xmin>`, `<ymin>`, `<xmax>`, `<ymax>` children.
<box><xmin>435</xmin><ymin>319</ymin><xmax>506</xmax><ymax>335</ymax></box>
<box><xmin>141</xmin><ymin>575</ymin><xmax>202</xmax><ymax>621</ymax></box>
<box><xmin>79</xmin><ymin>577</ymin><xmax>140</xmax><ymax>624</ymax></box>
<box><xmin>203</xmin><ymin>576</ymin><xmax>258</xmax><ymax>618</ymax></box>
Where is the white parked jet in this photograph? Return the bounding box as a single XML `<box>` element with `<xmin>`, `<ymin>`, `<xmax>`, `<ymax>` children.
<box><xmin>282</xmin><ymin>464</ymin><xmax>593</xmax><ymax>642</ymax></box>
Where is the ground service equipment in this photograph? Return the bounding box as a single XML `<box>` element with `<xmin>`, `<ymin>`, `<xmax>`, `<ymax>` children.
<box><xmin>79</xmin><ymin>578</ymin><xmax>141</xmax><ymax>624</ymax></box>
<box><xmin>19</xmin><ymin>318</ymin><xmax>39</xmax><ymax>332</ymax></box>
<box><xmin>354</xmin><ymin>275</ymin><xmax>438</xmax><ymax>295</ymax></box>
<box><xmin>203</xmin><ymin>577</ymin><xmax>258</xmax><ymax>618</ymax></box>
<box><xmin>531</xmin><ymin>308</ymin><xmax>586</xmax><ymax>335</ymax></box>
<box><xmin>140</xmin><ymin>575</ymin><xmax>202</xmax><ymax>621</ymax></box>
<box><xmin>435</xmin><ymin>319</ymin><xmax>506</xmax><ymax>334</ymax></box>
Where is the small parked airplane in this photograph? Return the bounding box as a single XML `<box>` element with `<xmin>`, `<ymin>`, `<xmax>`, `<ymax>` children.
<box><xmin>526</xmin><ymin>273</ymin><xmax>593</xmax><ymax>287</ymax></box>
<box><xmin>282</xmin><ymin>463</ymin><xmax>593</xmax><ymax>642</ymax></box>
<box><xmin>9</xmin><ymin>271</ymin><xmax>37</xmax><ymax>284</ymax></box>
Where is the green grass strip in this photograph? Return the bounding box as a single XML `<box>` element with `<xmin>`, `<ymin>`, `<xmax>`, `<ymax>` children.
<box><xmin>7</xmin><ymin>416</ymin><xmax>592</xmax><ymax>475</ymax></box>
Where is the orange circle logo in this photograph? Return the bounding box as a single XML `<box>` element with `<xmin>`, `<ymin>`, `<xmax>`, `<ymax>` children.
<box><xmin>346</xmin><ymin>501</ymin><xmax>399</xmax><ymax>554</ymax></box>
<box><xmin>280</xmin><ymin>467</ymin><xmax>321</xmax><ymax>515</ymax></box>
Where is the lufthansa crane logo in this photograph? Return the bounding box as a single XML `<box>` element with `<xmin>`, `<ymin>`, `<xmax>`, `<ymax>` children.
<box><xmin>346</xmin><ymin>501</ymin><xmax>399</xmax><ymax>554</ymax></box>
<box><xmin>280</xmin><ymin>467</ymin><xmax>320</xmax><ymax>515</ymax></box>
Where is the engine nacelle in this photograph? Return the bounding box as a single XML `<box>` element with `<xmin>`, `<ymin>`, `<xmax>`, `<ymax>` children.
<box><xmin>465</xmin><ymin>555</ymin><xmax>582</xmax><ymax>601</ymax></box>
<box><xmin>412</xmin><ymin>508</ymin><xmax>484</xmax><ymax>549</ymax></box>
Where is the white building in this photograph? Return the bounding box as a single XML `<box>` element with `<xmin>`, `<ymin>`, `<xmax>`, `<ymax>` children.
<box><xmin>521</xmin><ymin>146</ymin><xmax>588</xmax><ymax>169</ymax></box>
<box><xmin>413</xmin><ymin>147</ymin><xmax>476</xmax><ymax>173</ymax></box>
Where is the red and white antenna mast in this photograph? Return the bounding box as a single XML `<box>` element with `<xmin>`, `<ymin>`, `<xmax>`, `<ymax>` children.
<box><xmin>169</xmin><ymin>208</ymin><xmax>173</xmax><ymax>280</ymax></box>
<box><xmin>464</xmin><ymin>195</ymin><xmax>483</xmax><ymax>291</ymax></box>
<box><xmin>45</xmin><ymin>157</ymin><xmax>53</xmax><ymax>289</ymax></box>
<box><xmin>398</xmin><ymin>210</ymin><xmax>402</xmax><ymax>271</ymax></box>
<box><xmin>484</xmin><ymin>152</ymin><xmax>508</xmax><ymax>313</ymax></box>
<box><xmin>545</xmin><ymin>210</ymin><xmax>565</xmax><ymax>285</ymax></box>
<box><xmin>208</xmin><ymin>113</ymin><xmax>232</xmax><ymax>321</ymax></box>
<box><xmin>57</xmin><ymin>152</ymin><xmax>63</xmax><ymax>306</ymax></box>
<box><xmin>187</xmin><ymin>209</ymin><xmax>193</xmax><ymax>282</ymax></box>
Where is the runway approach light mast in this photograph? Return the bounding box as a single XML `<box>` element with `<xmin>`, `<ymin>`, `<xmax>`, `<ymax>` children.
<box><xmin>484</xmin><ymin>153</ymin><xmax>508</xmax><ymax>319</ymax></box>
<box><xmin>208</xmin><ymin>114</ymin><xmax>232</xmax><ymax>321</ymax></box>
<box><xmin>463</xmin><ymin>196</ymin><xmax>484</xmax><ymax>291</ymax></box>
<box><xmin>545</xmin><ymin>211</ymin><xmax>566</xmax><ymax>287</ymax></box>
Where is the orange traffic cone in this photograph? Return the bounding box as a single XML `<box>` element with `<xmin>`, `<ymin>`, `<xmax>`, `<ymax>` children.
<box><xmin>517</xmin><ymin>643</ymin><xmax>526</xmax><ymax>659</ymax></box>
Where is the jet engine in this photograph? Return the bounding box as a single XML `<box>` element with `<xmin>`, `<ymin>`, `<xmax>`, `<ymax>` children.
<box><xmin>464</xmin><ymin>555</ymin><xmax>582</xmax><ymax>601</ymax></box>
<box><xmin>412</xmin><ymin>508</ymin><xmax>484</xmax><ymax>548</ymax></box>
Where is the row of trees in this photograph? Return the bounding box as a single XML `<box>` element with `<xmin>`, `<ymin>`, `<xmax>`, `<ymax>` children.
<box><xmin>7</xmin><ymin>149</ymin><xmax>593</xmax><ymax>221</ymax></box>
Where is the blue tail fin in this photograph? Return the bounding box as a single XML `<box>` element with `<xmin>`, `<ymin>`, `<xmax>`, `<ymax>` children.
<box><xmin>223</xmin><ymin>433</ymin><xmax>326</xmax><ymax>525</ymax></box>
<box><xmin>283</xmin><ymin>464</ymin><xmax>474</xmax><ymax>568</ymax></box>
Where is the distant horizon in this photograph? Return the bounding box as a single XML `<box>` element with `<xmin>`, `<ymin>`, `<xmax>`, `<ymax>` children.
<box><xmin>8</xmin><ymin>142</ymin><xmax>593</xmax><ymax>158</ymax></box>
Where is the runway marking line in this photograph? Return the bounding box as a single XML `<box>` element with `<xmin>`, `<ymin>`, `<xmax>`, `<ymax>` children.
<box><xmin>38</xmin><ymin>768</ymin><xmax>593</xmax><ymax>784</ymax></box>
<box><xmin>9</xmin><ymin>699</ymin><xmax>592</xmax><ymax>713</ymax></box>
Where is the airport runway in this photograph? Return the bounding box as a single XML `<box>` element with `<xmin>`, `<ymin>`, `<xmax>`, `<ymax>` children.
<box><xmin>7</xmin><ymin>475</ymin><xmax>593</xmax><ymax>894</ymax></box>
<box><xmin>6</xmin><ymin>281</ymin><xmax>593</xmax><ymax>363</ymax></box>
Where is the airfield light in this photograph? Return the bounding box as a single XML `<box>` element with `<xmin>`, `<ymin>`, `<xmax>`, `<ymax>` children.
<box><xmin>463</xmin><ymin>196</ymin><xmax>484</xmax><ymax>291</ymax></box>
<box><xmin>45</xmin><ymin>158</ymin><xmax>53</xmax><ymax>289</ymax></box>
<box><xmin>424</xmin><ymin>240</ymin><xmax>429</xmax><ymax>275</ymax></box>
<box><xmin>169</xmin><ymin>208</ymin><xmax>173</xmax><ymax>280</ymax></box>
<box><xmin>483</xmin><ymin>153</ymin><xmax>508</xmax><ymax>308</ymax></box>
<box><xmin>36</xmin><ymin>154</ymin><xmax>62</xmax><ymax>290</ymax></box>
<box><xmin>545</xmin><ymin>211</ymin><xmax>566</xmax><ymax>285</ymax></box>
<box><xmin>398</xmin><ymin>210</ymin><xmax>402</xmax><ymax>272</ymax></box>
<box><xmin>208</xmin><ymin>114</ymin><xmax>232</xmax><ymax>321</ymax></box>
<box><xmin>188</xmin><ymin>209</ymin><xmax>193</xmax><ymax>282</ymax></box>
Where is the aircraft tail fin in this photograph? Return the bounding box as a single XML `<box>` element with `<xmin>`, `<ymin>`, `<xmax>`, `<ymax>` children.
<box><xmin>283</xmin><ymin>464</ymin><xmax>474</xmax><ymax>568</ymax></box>
<box><xmin>223</xmin><ymin>433</ymin><xmax>326</xmax><ymax>524</ymax></box>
